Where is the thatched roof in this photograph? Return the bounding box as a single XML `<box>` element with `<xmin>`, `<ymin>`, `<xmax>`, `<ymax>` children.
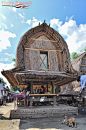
<box><xmin>2</xmin><ymin>69</ymin><xmax>76</xmax><ymax>87</ymax></box>
<box><xmin>71</xmin><ymin>51</ymin><xmax>86</xmax><ymax>74</ymax></box>
<box><xmin>1</xmin><ymin>21</ymin><xmax>78</xmax><ymax>88</ymax></box>
<box><xmin>60</xmin><ymin>52</ymin><xmax>86</xmax><ymax>96</ymax></box>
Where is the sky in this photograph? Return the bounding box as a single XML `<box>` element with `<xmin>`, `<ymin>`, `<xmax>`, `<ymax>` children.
<box><xmin>0</xmin><ymin>0</ymin><xmax>86</xmax><ymax>86</ymax></box>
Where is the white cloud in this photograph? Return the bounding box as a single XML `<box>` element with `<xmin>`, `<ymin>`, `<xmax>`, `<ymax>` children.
<box><xmin>0</xmin><ymin>62</ymin><xmax>14</xmax><ymax>87</ymax></box>
<box><xmin>66</xmin><ymin>16</ymin><xmax>68</xmax><ymax>21</ymax></box>
<box><xmin>69</xmin><ymin>15</ymin><xmax>74</xmax><ymax>20</ymax></box>
<box><xmin>32</xmin><ymin>17</ymin><xmax>42</xmax><ymax>27</ymax></box>
<box><xmin>0</xmin><ymin>29</ymin><xmax>16</xmax><ymax>52</ymax></box>
<box><xmin>5</xmin><ymin>53</ymin><xmax>13</xmax><ymax>57</ymax></box>
<box><xmin>0</xmin><ymin>58</ymin><xmax>9</xmax><ymax>61</ymax></box>
<box><xmin>58</xmin><ymin>20</ymin><xmax>77</xmax><ymax>36</ymax></box>
<box><xmin>1</xmin><ymin>14</ymin><xmax>7</xmax><ymax>20</ymax></box>
<box><xmin>26</xmin><ymin>17</ymin><xmax>42</xmax><ymax>27</ymax></box>
<box><xmin>50</xmin><ymin>18</ymin><xmax>62</xmax><ymax>28</ymax></box>
<box><xmin>21</xmin><ymin>20</ymin><xmax>25</xmax><ymax>23</ymax></box>
<box><xmin>26</xmin><ymin>19</ymin><xmax>31</xmax><ymax>25</ymax></box>
<box><xmin>12</xmin><ymin>7</ymin><xmax>17</xmax><ymax>12</ymax></box>
<box><xmin>2</xmin><ymin>23</ymin><xmax>7</xmax><ymax>29</ymax></box>
<box><xmin>50</xmin><ymin>16</ymin><xmax>86</xmax><ymax>53</ymax></box>
<box><xmin>11</xmin><ymin>24</ymin><xmax>14</xmax><ymax>27</ymax></box>
<box><xmin>18</xmin><ymin>13</ymin><xmax>24</xmax><ymax>18</ymax></box>
<box><xmin>58</xmin><ymin>20</ymin><xmax>86</xmax><ymax>53</ymax></box>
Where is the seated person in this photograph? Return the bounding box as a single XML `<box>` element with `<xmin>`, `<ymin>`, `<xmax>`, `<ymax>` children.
<box><xmin>18</xmin><ymin>90</ymin><xmax>25</xmax><ymax>102</ymax></box>
<box><xmin>40</xmin><ymin>85</ymin><xmax>47</xmax><ymax>94</ymax></box>
<box><xmin>49</xmin><ymin>86</ymin><xmax>55</xmax><ymax>94</ymax></box>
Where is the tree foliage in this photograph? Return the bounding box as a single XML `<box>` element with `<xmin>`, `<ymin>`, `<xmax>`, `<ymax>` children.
<box><xmin>70</xmin><ymin>46</ymin><xmax>86</xmax><ymax>61</ymax></box>
<box><xmin>12</xmin><ymin>58</ymin><xmax>16</xmax><ymax>66</ymax></box>
<box><xmin>70</xmin><ymin>52</ymin><xmax>80</xmax><ymax>61</ymax></box>
<box><xmin>0</xmin><ymin>77</ymin><xmax>7</xmax><ymax>86</ymax></box>
<box><xmin>10</xmin><ymin>84</ymin><xmax>14</xmax><ymax>91</ymax></box>
<box><xmin>10</xmin><ymin>84</ymin><xmax>21</xmax><ymax>92</ymax></box>
<box><xmin>10</xmin><ymin>58</ymin><xmax>21</xmax><ymax>92</ymax></box>
<box><xmin>80</xmin><ymin>47</ymin><xmax>86</xmax><ymax>52</ymax></box>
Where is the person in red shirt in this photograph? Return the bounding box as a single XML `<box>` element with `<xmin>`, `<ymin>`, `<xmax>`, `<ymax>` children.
<box><xmin>41</xmin><ymin>85</ymin><xmax>47</xmax><ymax>93</ymax></box>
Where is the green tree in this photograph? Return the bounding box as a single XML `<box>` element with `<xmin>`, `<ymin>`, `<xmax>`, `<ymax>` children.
<box><xmin>0</xmin><ymin>77</ymin><xmax>7</xmax><ymax>86</ymax></box>
<box><xmin>10</xmin><ymin>84</ymin><xmax>21</xmax><ymax>92</ymax></box>
<box><xmin>13</xmin><ymin>86</ymin><xmax>21</xmax><ymax>92</ymax></box>
<box><xmin>71</xmin><ymin>52</ymin><xmax>80</xmax><ymax>61</ymax></box>
<box><xmin>10</xmin><ymin>84</ymin><xmax>14</xmax><ymax>91</ymax></box>
<box><xmin>12</xmin><ymin>58</ymin><xmax>16</xmax><ymax>66</ymax></box>
<box><xmin>10</xmin><ymin>58</ymin><xmax>21</xmax><ymax>92</ymax></box>
<box><xmin>80</xmin><ymin>47</ymin><xmax>86</xmax><ymax>52</ymax></box>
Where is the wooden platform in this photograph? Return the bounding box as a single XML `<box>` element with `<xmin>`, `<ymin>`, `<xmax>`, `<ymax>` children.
<box><xmin>10</xmin><ymin>104</ymin><xmax>78</xmax><ymax>119</ymax></box>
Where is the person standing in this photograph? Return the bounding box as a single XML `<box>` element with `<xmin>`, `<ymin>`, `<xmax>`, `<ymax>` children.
<box><xmin>77</xmin><ymin>75</ymin><xmax>86</xmax><ymax>91</ymax></box>
<box><xmin>0</xmin><ymin>79</ymin><xmax>3</xmax><ymax>101</ymax></box>
<box><xmin>3</xmin><ymin>90</ymin><xmax>7</xmax><ymax>105</ymax></box>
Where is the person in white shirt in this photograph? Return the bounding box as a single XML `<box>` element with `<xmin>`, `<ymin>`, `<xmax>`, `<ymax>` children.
<box><xmin>0</xmin><ymin>79</ymin><xmax>3</xmax><ymax>100</ymax></box>
<box><xmin>77</xmin><ymin>75</ymin><xmax>86</xmax><ymax>92</ymax></box>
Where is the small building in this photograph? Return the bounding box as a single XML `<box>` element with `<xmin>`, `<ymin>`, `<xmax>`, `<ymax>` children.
<box><xmin>72</xmin><ymin>51</ymin><xmax>86</xmax><ymax>74</ymax></box>
<box><xmin>60</xmin><ymin>52</ymin><xmax>86</xmax><ymax>93</ymax></box>
<box><xmin>1</xmin><ymin>21</ymin><xmax>77</xmax><ymax>93</ymax></box>
<box><xmin>59</xmin><ymin>52</ymin><xmax>86</xmax><ymax>107</ymax></box>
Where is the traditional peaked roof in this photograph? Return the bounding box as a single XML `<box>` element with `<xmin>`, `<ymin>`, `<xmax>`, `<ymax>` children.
<box><xmin>71</xmin><ymin>51</ymin><xmax>86</xmax><ymax>74</ymax></box>
<box><xmin>1</xmin><ymin>21</ymin><xmax>78</xmax><ymax>88</ymax></box>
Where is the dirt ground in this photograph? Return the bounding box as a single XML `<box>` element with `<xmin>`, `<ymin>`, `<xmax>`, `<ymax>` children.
<box><xmin>0</xmin><ymin>114</ymin><xmax>86</xmax><ymax>130</ymax></box>
<box><xmin>0</xmin><ymin>102</ymin><xmax>86</xmax><ymax>130</ymax></box>
<box><xmin>19</xmin><ymin>114</ymin><xmax>86</xmax><ymax>130</ymax></box>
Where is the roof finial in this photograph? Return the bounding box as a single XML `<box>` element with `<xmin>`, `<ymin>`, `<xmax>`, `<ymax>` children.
<box><xmin>44</xmin><ymin>20</ymin><xmax>46</xmax><ymax>23</ymax></box>
<box><xmin>49</xmin><ymin>24</ymin><xmax>50</xmax><ymax>27</ymax></box>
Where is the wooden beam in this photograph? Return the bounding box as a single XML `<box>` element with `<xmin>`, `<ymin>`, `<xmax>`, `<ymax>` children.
<box><xmin>80</xmin><ymin>65</ymin><xmax>86</xmax><ymax>66</ymax></box>
<box><xmin>25</xmin><ymin>48</ymin><xmax>62</xmax><ymax>52</ymax></box>
<box><xmin>29</xmin><ymin>94</ymin><xmax>57</xmax><ymax>96</ymax></box>
<box><xmin>22</xmin><ymin>78</ymin><xmax>54</xmax><ymax>82</ymax></box>
<box><xmin>30</xmin><ymin>38</ymin><xmax>59</xmax><ymax>43</ymax></box>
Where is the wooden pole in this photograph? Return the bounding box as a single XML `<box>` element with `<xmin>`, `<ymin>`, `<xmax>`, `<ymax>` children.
<box><xmin>30</xmin><ymin>81</ymin><xmax>33</xmax><ymax>107</ymax></box>
<box><xmin>51</xmin><ymin>81</ymin><xmax>56</xmax><ymax>106</ymax></box>
<box><xmin>31</xmin><ymin>81</ymin><xmax>33</xmax><ymax>94</ymax></box>
<box><xmin>47</xmin><ymin>84</ymin><xmax>48</xmax><ymax>92</ymax></box>
<box><xmin>51</xmin><ymin>81</ymin><xmax>54</xmax><ymax>94</ymax></box>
